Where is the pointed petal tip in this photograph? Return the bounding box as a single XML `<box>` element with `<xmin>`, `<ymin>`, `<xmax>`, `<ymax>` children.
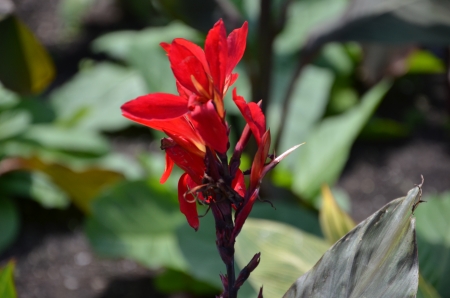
<box><xmin>274</xmin><ymin>143</ymin><xmax>304</xmax><ymax>163</ymax></box>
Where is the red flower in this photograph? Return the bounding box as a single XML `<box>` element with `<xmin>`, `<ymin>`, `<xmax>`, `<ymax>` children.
<box><xmin>121</xmin><ymin>20</ymin><xmax>249</xmax><ymax>230</ymax></box>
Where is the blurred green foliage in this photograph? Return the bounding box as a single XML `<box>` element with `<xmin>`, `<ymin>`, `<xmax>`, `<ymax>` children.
<box><xmin>1</xmin><ymin>0</ymin><xmax>450</xmax><ymax>296</ymax></box>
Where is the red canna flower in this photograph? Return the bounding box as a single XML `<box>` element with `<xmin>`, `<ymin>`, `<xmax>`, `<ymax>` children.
<box><xmin>121</xmin><ymin>19</ymin><xmax>249</xmax><ymax>230</ymax></box>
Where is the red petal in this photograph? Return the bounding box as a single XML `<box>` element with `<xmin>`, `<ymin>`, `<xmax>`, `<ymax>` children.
<box><xmin>160</xmin><ymin>153</ymin><xmax>174</xmax><ymax>183</ymax></box>
<box><xmin>178</xmin><ymin>173</ymin><xmax>199</xmax><ymax>230</ymax></box>
<box><xmin>172</xmin><ymin>38</ymin><xmax>210</xmax><ymax>74</ymax></box>
<box><xmin>121</xmin><ymin>93</ymin><xmax>188</xmax><ymax>121</ymax></box>
<box><xmin>169</xmin><ymin>40</ymin><xmax>210</xmax><ymax>96</ymax></box>
<box><xmin>205</xmin><ymin>19</ymin><xmax>228</xmax><ymax>95</ymax></box>
<box><xmin>250</xmin><ymin>130</ymin><xmax>271</xmax><ymax>190</ymax></box>
<box><xmin>232</xmin><ymin>89</ymin><xmax>266</xmax><ymax>145</ymax></box>
<box><xmin>160</xmin><ymin>42</ymin><xmax>170</xmax><ymax>54</ymax></box>
<box><xmin>190</xmin><ymin>101</ymin><xmax>229</xmax><ymax>154</ymax></box>
<box><xmin>163</xmin><ymin>138</ymin><xmax>205</xmax><ymax>184</ymax></box>
<box><xmin>232</xmin><ymin>169</ymin><xmax>246</xmax><ymax>198</ymax></box>
<box><xmin>226</xmin><ymin>22</ymin><xmax>248</xmax><ymax>77</ymax></box>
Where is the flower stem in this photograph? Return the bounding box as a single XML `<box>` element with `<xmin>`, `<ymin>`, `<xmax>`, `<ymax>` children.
<box><xmin>227</xmin><ymin>258</ymin><xmax>236</xmax><ymax>298</ymax></box>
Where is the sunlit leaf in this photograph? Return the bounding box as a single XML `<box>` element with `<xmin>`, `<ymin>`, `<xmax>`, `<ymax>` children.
<box><xmin>235</xmin><ymin>219</ymin><xmax>329</xmax><ymax>297</ymax></box>
<box><xmin>407</xmin><ymin>50</ymin><xmax>446</xmax><ymax>74</ymax></box>
<box><xmin>0</xmin><ymin>260</ymin><xmax>17</xmax><ymax>298</ymax></box>
<box><xmin>319</xmin><ymin>184</ymin><xmax>355</xmax><ymax>244</ymax></box>
<box><xmin>0</xmin><ymin>15</ymin><xmax>54</xmax><ymax>94</ymax></box>
<box><xmin>415</xmin><ymin>192</ymin><xmax>450</xmax><ymax>297</ymax></box>
<box><xmin>292</xmin><ymin>80</ymin><xmax>391</xmax><ymax>202</ymax></box>
<box><xmin>20</xmin><ymin>156</ymin><xmax>123</xmax><ymax>213</ymax></box>
<box><xmin>304</xmin><ymin>0</ymin><xmax>450</xmax><ymax>53</ymax></box>
<box><xmin>85</xmin><ymin>180</ymin><xmax>187</xmax><ymax>270</ymax></box>
<box><xmin>0</xmin><ymin>109</ymin><xmax>30</xmax><ymax>141</ymax></box>
<box><xmin>49</xmin><ymin>62</ymin><xmax>147</xmax><ymax>131</ymax></box>
<box><xmin>20</xmin><ymin>124</ymin><xmax>109</xmax><ymax>157</ymax></box>
<box><xmin>284</xmin><ymin>186</ymin><xmax>420</xmax><ymax>298</ymax></box>
<box><xmin>0</xmin><ymin>197</ymin><xmax>19</xmax><ymax>254</ymax></box>
<box><xmin>274</xmin><ymin>0</ymin><xmax>348</xmax><ymax>55</ymax></box>
<box><xmin>92</xmin><ymin>22</ymin><xmax>198</xmax><ymax>94</ymax></box>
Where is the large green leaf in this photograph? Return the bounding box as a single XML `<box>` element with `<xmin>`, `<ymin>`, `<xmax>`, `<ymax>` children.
<box><xmin>415</xmin><ymin>192</ymin><xmax>450</xmax><ymax>297</ymax></box>
<box><xmin>269</xmin><ymin>65</ymin><xmax>334</xmax><ymax>155</ymax></box>
<box><xmin>274</xmin><ymin>0</ymin><xmax>348</xmax><ymax>55</ymax></box>
<box><xmin>49</xmin><ymin>62</ymin><xmax>147</xmax><ymax>131</ymax></box>
<box><xmin>0</xmin><ymin>260</ymin><xmax>17</xmax><ymax>298</ymax></box>
<box><xmin>0</xmin><ymin>15</ymin><xmax>54</xmax><ymax>94</ymax></box>
<box><xmin>235</xmin><ymin>219</ymin><xmax>329</xmax><ymax>297</ymax></box>
<box><xmin>292</xmin><ymin>80</ymin><xmax>391</xmax><ymax>202</ymax></box>
<box><xmin>0</xmin><ymin>109</ymin><xmax>30</xmax><ymax>141</ymax></box>
<box><xmin>284</xmin><ymin>186</ymin><xmax>420</xmax><ymax>298</ymax></box>
<box><xmin>0</xmin><ymin>197</ymin><xmax>19</xmax><ymax>254</ymax></box>
<box><xmin>85</xmin><ymin>180</ymin><xmax>187</xmax><ymax>270</ymax></box>
<box><xmin>20</xmin><ymin>124</ymin><xmax>109</xmax><ymax>157</ymax></box>
<box><xmin>304</xmin><ymin>0</ymin><xmax>450</xmax><ymax>53</ymax></box>
<box><xmin>92</xmin><ymin>22</ymin><xmax>198</xmax><ymax>94</ymax></box>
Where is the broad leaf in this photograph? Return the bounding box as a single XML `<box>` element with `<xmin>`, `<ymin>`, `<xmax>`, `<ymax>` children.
<box><xmin>0</xmin><ymin>15</ymin><xmax>54</xmax><ymax>94</ymax></box>
<box><xmin>20</xmin><ymin>124</ymin><xmax>109</xmax><ymax>157</ymax></box>
<box><xmin>20</xmin><ymin>156</ymin><xmax>123</xmax><ymax>213</ymax></box>
<box><xmin>85</xmin><ymin>180</ymin><xmax>187</xmax><ymax>270</ymax></box>
<box><xmin>235</xmin><ymin>219</ymin><xmax>329</xmax><ymax>297</ymax></box>
<box><xmin>50</xmin><ymin>62</ymin><xmax>147</xmax><ymax>131</ymax></box>
<box><xmin>284</xmin><ymin>186</ymin><xmax>420</xmax><ymax>298</ymax></box>
<box><xmin>0</xmin><ymin>260</ymin><xmax>17</xmax><ymax>298</ymax></box>
<box><xmin>92</xmin><ymin>23</ymin><xmax>198</xmax><ymax>94</ymax></box>
<box><xmin>292</xmin><ymin>80</ymin><xmax>391</xmax><ymax>202</ymax></box>
<box><xmin>304</xmin><ymin>0</ymin><xmax>450</xmax><ymax>53</ymax></box>
<box><xmin>415</xmin><ymin>192</ymin><xmax>450</xmax><ymax>297</ymax></box>
<box><xmin>274</xmin><ymin>0</ymin><xmax>348</xmax><ymax>55</ymax></box>
<box><xmin>0</xmin><ymin>197</ymin><xmax>19</xmax><ymax>254</ymax></box>
<box><xmin>319</xmin><ymin>184</ymin><xmax>355</xmax><ymax>244</ymax></box>
<box><xmin>0</xmin><ymin>109</ymin><xmax>30</xmax><ymax>141</ymax></box>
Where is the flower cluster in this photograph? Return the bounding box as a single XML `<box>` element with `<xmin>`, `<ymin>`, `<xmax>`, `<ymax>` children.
<box><xmin>121</xmin><ymin>19</ymin><xmax>298</xmax><ymax>297</ymax></box>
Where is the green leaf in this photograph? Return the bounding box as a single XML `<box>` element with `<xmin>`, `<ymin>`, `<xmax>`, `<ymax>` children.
<box><xmin>292</xmin><ymin>80</ymin><xmax>391</xmax><ymax>202</ymax></box>
<box><xmin>270</xmin><ymin>65</ymin><xmax>334</xmax><ymax>156</ymax></box>
<box><xmin>85</xmin><ymin>180</ymin><xmax>187</xmax><ymax>270</ymax></box>
<box><xmin>0</xmin><ymin>260</ymin><xmax>17</xmax><ymax>298</ymax></box>
<box><xmin>407</xmin><ymin>50</ymin><xmax>445</xmax><ymax>74</ymax></box>
<box><xmin>418</xmin><ymin>274</ymin><xmax>441</xmax><ymax>298</ymax></box>
<box><xmin>0</xmin><ymin>15</ymin><xmax>54</xmax><ymax>94</ymax></box>
<box><xmin>415</xmin><ymin>192</ymin><xmax>450</xmax><ymax>297</ymax></box>
<box><xmin>154</xmin><ymin>269</ymin><xmax>220</xmax><ymax>295</ymax></box>
<box><xmin>0</xmin><ymin>109</ymin><xmax>30</xmax><ymax>141</ymax></box>
<box><xmin>274</xmin><ymin>0</ymin><xmax>348</xmax><ymax>55</ymax></box>
<box><xmin>0</xmin><ymin>197</ymin><xmax>19</xmax><ymax>254</ymax></box>
<box><xmin>92</xmin><ymin>23</ymin><xmax>198</xmax><ymax>94</ymax></box>
<box><xmin>49</xmin><ymin>62</ymin><xmax>147</xmax><ymax>131</ymax></box>
<box><xmin>283</xmin><ymin>186</ymin><xmax>420</xmax><ymax>298</ymax></box>
<box><xmin>235</xmin><ymin>219</ymin><xmax>329</xmax><ymax>297</ymax></box>
<box><xmin>21</xmin><ymin>156</ymin><xmax>124</xmax><ymax>214</ymax></box>
<box><xmin>0</xmin><ymin>171</ymin><xmax>69</xmax><ymax>209</ymax></box>
<box><xmin>20</xmin><ymin>124</ymin><xmax>109</xmax><ymax>157</ymax></box>
<box><xmin>319</xmin><ymin>184</ymin><xmax>355</xmax><ymax>244</ymax></box>
<box><xmin>304</xmin><ymin>0</ymin><xmax>450</xmax><ymax>52</ymax></box>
